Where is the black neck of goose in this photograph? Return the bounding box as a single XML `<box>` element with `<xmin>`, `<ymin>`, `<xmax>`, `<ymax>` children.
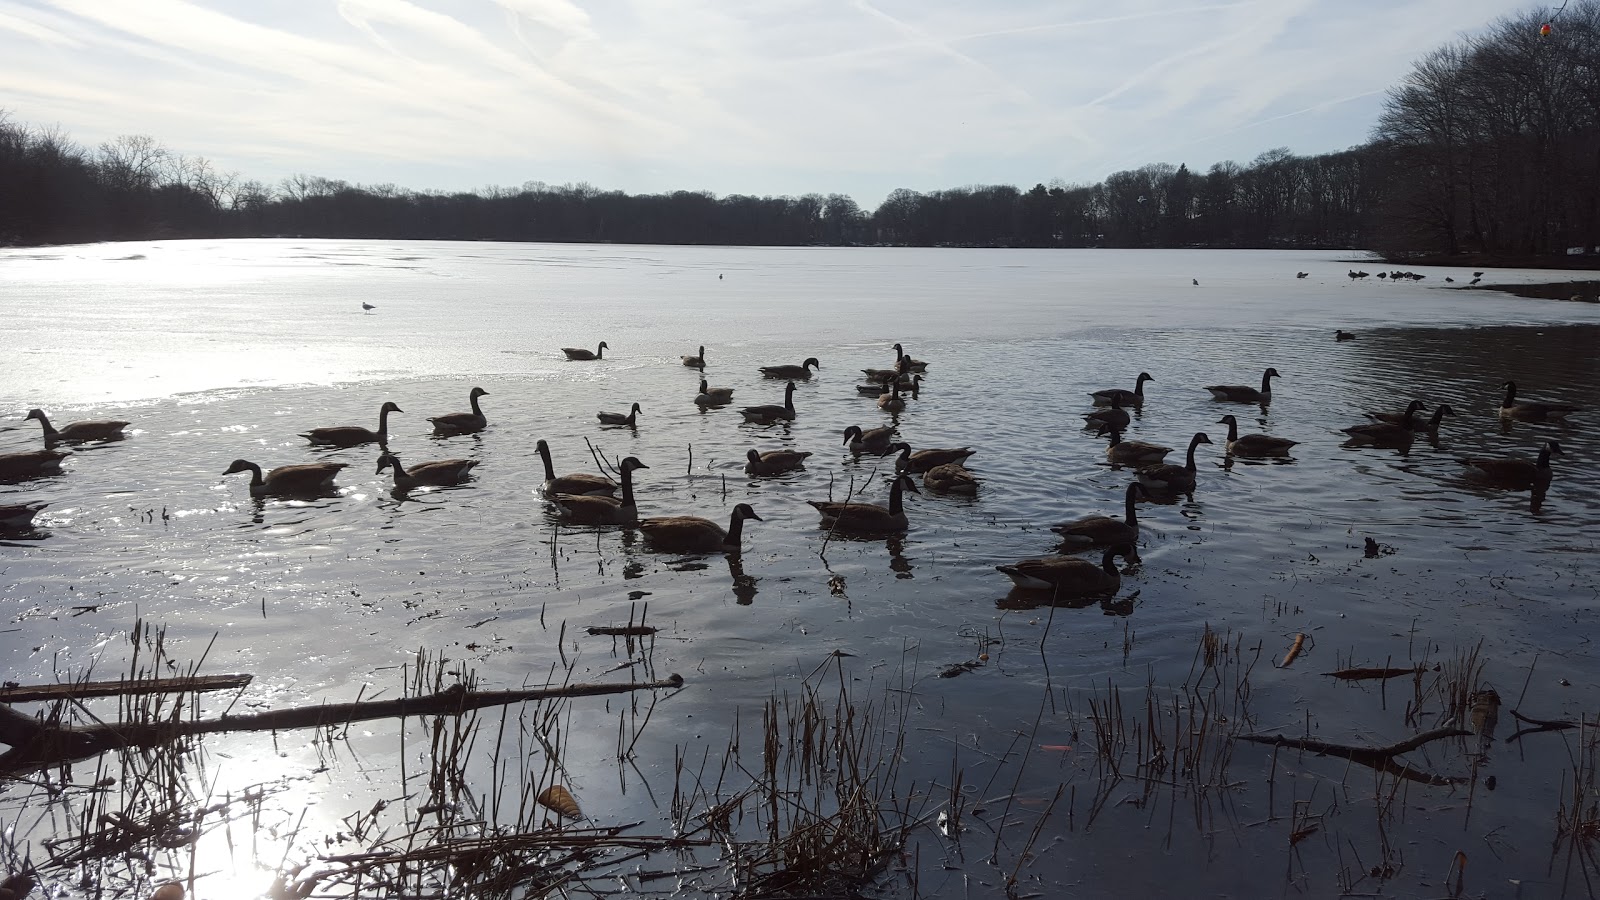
<box><xmin>785</xmin><ymin>385</ymin><xmax>796</xmax><ymax>414</ymax></box>
<box><xmin>621</xmin><ymin>466</ymin><xmax>637</xmax><ymax>506</ymax></box>
<box><xmin>1123</xmin><ymin>485</ymin><xmax>1139</xmax><ymax>527</ymax></box>
<box><xmin>1260</xmin><ymin>371</ymin><xmax>1274</xmax><ymax>394</ymax></box>
<box><xmin>245</xmin><ymin>462</ymin><xmax>265</xmax><ymax>488</ymax></box>
<box><xmin>1106</xmin><ymin>432</ymin><xmax>1121</xmax><ymax>448</ymax></box>
<box><xmin>700</xmin><ymin>379</ymin><xmax>710</xmax><ymax>393</ymax></box>
<box><xmin>1403</xmin><ymin>409</ymin><xmax>1418</xmax><ymax>429</ymax></box>
<box><xmin>1101</xmin><ymin>548</ymin><xmax>1119</xmax><ymax>574</ymax></box>
<box><xmin>1185</xmin><ymin>437</ymin><xmax>1202</xmax><ymax>472</ymax></box>
<box><xmin>895</xmin><ymin>345</ymin><xmax>904</xmax><ymax>361</ymax></box>
<box><xmin>34</xmin><ymin>413</ymin><xmax>57</xmax><ymax>437</ymax></box>
<box><xmin>1428</xmin><ymin>408</ymin><xmax>1445</xmax><ymax>427</ymax></box>
<box><xmin>1134</xmin><ymin>377</ymin><xmax>1146</xmax><ymax>397</ymax></box>
<box><xmin>1223</xmin><ymin>418</ymin><xmax>1238</xmax><ymax>442</ymax></box>
<box><xmin>537</xmin><ymin>443</ymin><xmax>556</xmax><ymax>481</ymax></box>
<box><xmin>377</xmin><ymin>407</ymin><xmax>392</xmax><ymax>440</ymax></box>
<box><xmin>1537</xmin><ymin>445</ymin><xmax>1553</xmax><ymax>469</ymax></box>
<box><xmin>1502</xmin><ymin>383</ymin><xmax>1516</xmax><ymax>407</ymax></box>
<box><xmin>469</xmin><ymin>393</ymin><xmax>483</xmax><ymax>416</ymax></box>
<box><xmin>595</xmin><ymin>344</ymin><xmax>604</xmax><ymax>359</ymax></box>
<box><xmin>888</xmin><ymin>478</ymin><xmax>904</xmax><ymax>515</ymax></box>
<box><xmin>726</xmin><ymin>510</ymin><xmax>746</xmax><ymax>546</ymax></box>
<box><xmin>386</xmin><ymin>457</ymin><xmax>408</xmax><ymax>479</ymax></box>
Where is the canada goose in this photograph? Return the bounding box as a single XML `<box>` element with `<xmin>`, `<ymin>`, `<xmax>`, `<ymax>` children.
<box><xmin>1052</xmin><ymin>483</ymin><xmax>1146</xmax><ymax>553</ymax></box>
<box><xmin>923</xmin><ymin>462</ymin><xmax>979</xmax><ymax>495</ymax></box>
<box><xmin>301</xmin><ymin>401</ymin><xmax>402</xmax><ymax>447</ymax></box>
<box><xmin>892</xmin><ymin>343</ymin><xmax>929</xmax><ymax>372</ymax></box>
<box><xmin>760</xmin><ymin>357</ymin><xmax>820</xmax><ymax>379</ymax></box>
<box><xmin>856</xmin><ymin>378</ymin><xmax>894</xmax><ymax>395</ymax></box>
<box><xmin>550</xmin><ymin>457</ymin><xmax>647</xmax><ymax>525</ymax></box>
<box><xmin>862</xmin><ymin>359</ymin><xmax>910</xmax><ymax>382</ymax></box>
<box><xmin>997</xmin><ymin>545</ymin><xmax>1131</xmax><ymax>594</ymax></box>
<box><xmin>428</xmin><ymin>387</ymin><xmax>489</xmax><ymax>435</ymax></box>
<box><xmin>808</xmin><ymin>472</ymin><xmax>919</xmax><ymax>533</ymax></box>
<box><xmin>1216</xmin><ymin>415</ymin><xmax>1298</xmax><ymax>456</ymax></box>
<box><xmin>891</xmin><ymin>443</ymin><xmax>977</xmax><ymax>474</ymax></box>
<box><xmin>362</xmin><ymin>302</ymin><xmax>376</xmax><ymax>313</ymax></box>
<box><xmin>1411</xmin><ymin>404</ymin><xmax>1456</xmax><ymax>434</ymax></box>
<box><xmin>1445</xmin><ymin>277</ymin><xmax>1455</xmax><ymax>283</ymax></box>
<box><xmin>1469</xmin><ymin>277</ymin><xmax>1481</xmax><ymax>285</ymax></box>
<box><xmin>597</xmin><ymin>402</ymin><xmax>642</xmax><ymax>426</ymax></box>
<box><xmin>1463</xmin><ymin>440</ymin><xmax>1562</xmax><ymax>490</ymax></box>
<box><xmin>1084</xmin><ymin>394</ymin><xmax>1130</xmax><ymax>431</ymax></box>
<box><xmin>878</xmin><ymin>380</ymin><xmax>907</xmax><ymax>412</ymax></box>
<box><xmin>695</xmin><ymin>378</ymin><xmax>735</xmax><ymax>406</ymax></box>
<box><xmin>1473</xmin><ymin>271</ymin><xmax>1485</xmax><ymax>277</ymax></box>
<box><xmin>562</xmin><ymin>342</ymin><xmax>608</xmax><ymax>361</ymax></box>
<box><xmin>745</xmin><ymin>448</ymin><xmax>812</xmax><ymax>476</ymax></box>
<box><xmin>843</xmin><ymin>424</ymin><xmax>897</xmax><ymax>456</ymax></box>
<box><xmin>1099</xmin><ymin>429</ymin><xmax>1172</xmax><ymax>466</ymax></box>
<box><xmin>1296</xmin><ymin>272</ymin><xmax>1309</xmax><ymax>279</ymax></box>
<box><xmin>376</xmin><ymin>453</ymin><xmax>478</xmax><ymax>489</ymax></box>
<box><xmin>640</xmin><ymin>503</ymin><xmax>762</xmax><ymax>553</ymax></box>
<box><xmin>1205</xmin><ymin>368</ymin><xmax>1280</xmax><ymax>403</ymax></box>
<box><xmin>25</xmin><ymin>408</ymin><xmax>130</xmax><ymax>443</ymax></box>
<box><xmin>535</xmin><ymin>439</ymin><xmax>616</xmax><ymax>496</ymax></box>
<box><xmin>1364</xmin><ymin>400</ymin><xmax>1430</xmax><ymax>426</ymax></box>
<box><xmin>1091</xmin><ymin>372</ymin><xmax>1154</xmax><ymax>407</ymax></box>
<box><xmin>1335</xmin><ymin>330</ymin><xmax>1356</xmax><ymax>342</ymax></box>
<box><xmin>0</xmin><ymin>449</ymin><xmax>69</xmax><ymax>481</ymax></box>
<box><xmin>682</xmin><ymin>345</ymin><xmax>706</xmax><ymax>369</ymax></box>
<box><xmin>741</xmin><ymin>381</ymin><xmax>797</xmax><ymax>425</ymax></box>
<box><xmin>0</xmin><ymin>501</ymin><xmax>47</xmax><ymax>529</ymax></box>
<box><xmin>1499</xmin><ymin>381</ymin><xmax>1584</xmax><ymax>422</ymax></box>
<box><xmin>1137</xmin><ymin>432</ymin><xmax>1212</xmax><ymax>492</ymax></box>
<box><xmin>222</xmin><ymin>459</ymin><xmax>345</xmax><ymax>497</ymax></box>
<box><xmin>1341</xmin><ymin>406</ymin><xmax>1419</xmax><ymax>446</ymax></box>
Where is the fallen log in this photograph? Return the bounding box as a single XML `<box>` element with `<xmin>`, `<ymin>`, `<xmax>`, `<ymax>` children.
<box><xmin>0</xmin><ymin>674</ymin><xmax>684</xmax><ymax>774</ymax></box>
<box><xmin>0</xmin><ymin>674</ymin><xmax>253</xmax><ymax>703</ymax></box>
<box><xmin>1238</xmin><ymin>726</ymin><xmax>1471</xmax><ymax>786</ymax></box>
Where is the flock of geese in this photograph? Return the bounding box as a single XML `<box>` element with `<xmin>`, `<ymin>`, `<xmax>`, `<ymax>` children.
<box><xmin>0</xmin><ymin>335</ymin><xmax>1587</xmax><ymax>599</ymax></box>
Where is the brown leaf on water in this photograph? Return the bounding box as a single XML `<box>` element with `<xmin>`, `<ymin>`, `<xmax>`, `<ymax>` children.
<box><xmin>1280</xmin><ymin>633</ymin><xmax>1306</xmax><ymax>668</ymax></box>
<box><xmin>537</xmin><ymin>784</ymin><xmax>583</xmax><ymax>819</ymax></box>
<box><xmin>1326</xmin><ymin>666</ymin><xmax>1422</xmax><ymax>681</ymax></box>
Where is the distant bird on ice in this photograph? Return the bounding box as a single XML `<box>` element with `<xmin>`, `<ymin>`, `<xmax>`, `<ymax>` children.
<box><xmin>362</xmin><ymin>302</ymin><xmax>376</xmax><ymax>313</ymax></box>
<box><xmin>1296</xmin><ymin>272</ymin><xmax>1309</xmax><ymax>279</ymax></box>
<box><xmin>1192</xmin><ymin>278</ymin><xmax>1199</xmax><ymax>286</ymax></box>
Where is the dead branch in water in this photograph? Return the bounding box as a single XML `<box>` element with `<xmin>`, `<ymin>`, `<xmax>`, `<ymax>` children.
<box><xmin>0</xmin><ymin>674</ymin><xmax>684</xmax><ymax>774</ymax></box>
<box><xmin>1324</xmin><ymin>666</ymin><xmax>1424</xmax><ymax>681</ymax></box>
<box><xmin>1505</xmin><ymin>708</ymin><xmax>1582</xmax><ymax>744</ymax></box>
<box><xmin>1239</xmin><ymin>726</ymin><xmax>1470</xmax><ymax>786</ymax></box>
<box><xmin>0</xmin><ymin>673</ymin><xmax>252</xmax><ymax>703</ymax></box>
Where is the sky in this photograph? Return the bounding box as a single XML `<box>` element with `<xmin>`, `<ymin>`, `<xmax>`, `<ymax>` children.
<box><xmin>0</xmin><ymin>0</ymin><xmax>1531</xmax><ymax>207</ymax></box>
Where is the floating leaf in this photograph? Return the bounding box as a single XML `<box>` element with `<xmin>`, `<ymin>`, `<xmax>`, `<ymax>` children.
<box><xmin>1281</xmin><ymin>633</ymin><xmax>1306</xmax><ymax>668</ymax></box>
<box><xmin>537</xmin><ymin>784</ymin><xmax>582</xmax><ymax>819</ymax></box>
<box><xmin>1326</xmin><ymin>666</ymin><xmax>1421</xmax><ymax>681</ymax></box>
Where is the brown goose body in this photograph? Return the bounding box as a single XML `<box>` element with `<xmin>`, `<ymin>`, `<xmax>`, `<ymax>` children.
<box><xmin>377</xmin><ymin>453</ymin><xmax>478</xmax><ymax>488</ymax></box>
<box><xmin>551</xmin><ymin>457</ymin><xmax>647</xmax><ymax>524</ymax></box>
<box><xmin>923</xmin><ymin>462</ymin><xmax>979</xmax><ymax>495</ymax></box>
<box><xmin>26</xmin><ymin>408</ymin><xmax>130</xmax><ymax>443</ymax></box>
<box><xmin>223</xmin><ymin>459</ymin><xmax>346</xmax><ymax>497</ymax></box>
<box><xmin>0</xmin><ymin>449</ymin><xmax>70</xmax><ymax>481</ymax></box>
<box><xmin>640</xmin><ymin>503</ymin><xmax>761</xmax><ymax>553</ymax></box>
<box><xmin>892</xmin><ymin>343</ymin><xmax>929</xmax><ymax>373</ymax></box>
<box><xmin>877</xmin><ymin>380</ymin><xmax>908</xmax><ymax>412</ymax></box>
<box><xmin>598</xmin><ymin>402</ymin><xmax>642</xmax><ymax>426</ymax></box>
<box><xmin>745</xmin><ymin>448</ymin><xmax>812</xmax><ymax>476</ymax></box>
<box><xmin>1217</xmin><ymin>415</ymin><xmax>1297</xmax><ymax>456</ymax></box>
<box><xmin>1335</xmin><ymin>330</ymin><xmax>1356</xmax><ymax>341</ymax></box>
<box><xmin>808</xmin><ymin>473</ymin><xmax>918</xmax><ymax>533</ymax></box>
<box><xmin>843</xmin><ymin>424</ymin><xmax>897</xmax><ymax>456</ymax></box>
<box><xmin>1084</xmin><ymin>394</ymin><xmax>1130</xmax><ymax>431</ymax></box>
<box><xmin>1091</xmin><ymin>372</ymin><xmax>1153</xmax><ymax>407</ymax></box>
<box><xmin>1363</xmin><ymin>399</ymin><xmax>1430</xmax><ymax>427</ymax></box>
<box><xmin>741</xmin><ymin>381</ymin><xmax>797</xmax><ymax>424</ymax></box>
<box><xmin>1342</xmin><ymin>407</ymin><xmax>1418</xmax><ymax>446</ymax></box>
<box><xmin>562</xmin><ymin>341</ymin><xmax>608</xmax><ymax>361</ymax></box>
<box><xmin>0</xmin><ymin>501</ymin><xmax>48</xmax><ymax>529</ymax></box>
<box><xmin>997</xmin><ymin>545</ymin><xmax>1130</xmax><ymax>594</ymax></box>
<box><xmin>695</xmin><ymin>378</ymin><xmax>735</xmax><ymax>406</ymax></box>
<box><xmin>1137</xmin><ymin>432</ymin><xmax>1212</xmax><ymax>492</ymax></box>
<box><xmin>428</xmin><ymin>387</ymin><xmax>489</xmax><ymax>435</ymax></box>
<box><xmin>1463</xmin><ymin>440</ymin><xmax>1562</xmax><ymax>490</ymax></box>
<box><xmin>1101</xmin><ymin>430</ymin><xmax>1171</xmax><ymax>466</ymax></box>
<box><xmin>301</xmin><ymin>401</ymin><xmax>402</xmax><ymax>447</ymax></box>
<box><xmin>1499</xmin><ymin>381</ymin><xmax>1584</xmax><ymax>422</ymax></box>
<box><xmin>1053</xmin><ymin>483</ymin><xmax>1145</xmax><ymax>552</ymax></box>
<box><xmin>536</xmin><ymin>439</ymin><xmax>616</xmax><ymax>496</ymax></box>
<box><xmin>1205</xmin><ymin>367</ymin><xmax>1280</xmax><ymax>403</ymax></box>
<box><xmin>682</xmin><ymin>345</ymin><xmax>706</xmax><ymax>368</ymax></box>
<box><xmin>892</xmin><ymin>443</ymin><xmax>977</xmax><ymax>474</ymax></box>
<box><xmin>759</xmin><ymin>357</ymin><xmax>820</xmax><ymax>379</ymax></box>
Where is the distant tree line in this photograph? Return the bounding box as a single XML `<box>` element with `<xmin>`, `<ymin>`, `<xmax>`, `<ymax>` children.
<box><xmin>3</xmin><ymin>2</ymin><xmax>1596</xmax><ymax>258</ymax></box>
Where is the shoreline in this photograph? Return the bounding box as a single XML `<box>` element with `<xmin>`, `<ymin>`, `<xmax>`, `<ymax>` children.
<box><xmin>1477</xmin><ymin>280</ymin><xmax>1600</xmax><ymax>303</ymax></box>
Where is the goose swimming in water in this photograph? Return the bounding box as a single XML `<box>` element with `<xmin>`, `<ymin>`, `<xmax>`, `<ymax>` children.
<box><xmin>597</xmin><ymin>402</ymin><xmax>642</xmax><ymax>427</ymax></box>
<box><xmin>843</xmin><ymin>424</ymin><xmax>897</xmax><ymax>456</ymax></box>
<box><xmin>1205</xmin><ymin>368</ymin><xmax>1279</xmax><ymax>403</ymax></box>
<box><xmin>223</xmin><ymin>459</ymin><xmax>345</xmax><ymax>497</ymax></box>
<box><xmin>745</xmin><ymin>448</ymin><xmax>812</xmax><ymax>476</ymax></box>
<box><xmin>808</xmin><ymin>473</ymin><xmax>919</xmax><ymax>533</ymax></box>
<box><xmin>1052</xmin><ymin>483</ymin><xmax>1147</xmax><ymax>554</ymax></box>
<box><xmin>550</xmin><ymin>457</ymin><xmax>648</xmax><ymax>525</ymax></box>
<box><xmin>25</xmin><ymin>408</ymin><xmax>130</xmax><ymax>444</ymax></box>
<box><xmin>376</xmin><ymin>453</ymin><xmax>478</xmax><ymax>489</ymax></box>
<box><xmin>300</xmin><ymin>401</ymin><xmax>402</xmax><ymax>447</ymax></box>
<box><xmin>997</xmin><ymin>545</ymin><xmax>1132</xmax><ymax>595</ymax></box>
<box><xmin>562</xmin><ymin>341</ymin><xmax>608</xmax><ymax>361</ymax></box>
<box><xmin>695</xmin><ymin>378</ymin><xmax>735</xmax><ymax>406</ymax></box>
<box><xmin>0</xmin><ymin>449</ymin><xmax>69</xmax><ymax>481</ymax></box>
<box><xmin>1216</xmin><ymin>415</ymin><xmax>1297</xmax><ymax>456</ymax></box>
<box><xmin>536</xmin><ymin>439</ymin><xmax>615</xmax><ymax>496</ymax></box>
<box><xmin>741</xmin><ymin>382</ymin><xmax>797</xmax><ymax>425</ymax></box>
<box><xmin>428</xmin><ymin>387</ymin><xmax>489</xmax><ymax>435</ymax></box>
<box><xmin>1463</xmin><ymin>440</ymin><xmax>1562</xmax><ymax>491</ymax></box>
<box><xmin>682</xmin><ymin>346</ymin><xmax>707</xmax><ymax>369</ymax></box>
<box><xmin>760</xmin><ymin>357</ymin><xmax>820</xmax><ymax>380</ymax></box>
<box><xmin>891</xmin><ymin>443</ymin><xmax>977</xmax><ymax>474</ymax></box>
<box><xmin>1091</xmin><ymin>372</ymin><xmax>1154</xmax><ymax>407</ymax></box>
<box><xmin>1136</xmin><ymin>432</ymin><xmax>1212</xmax><ymax>492</ymax></box>
<box><xmin>1499</xmin><ymin>381</ymin><xmax>1584</xmax><ymax>422</ymax></box>
<box><xmin>639</xmin><ymin>503</ymin><xmax>762</xmax><ymax>553</ymax></box>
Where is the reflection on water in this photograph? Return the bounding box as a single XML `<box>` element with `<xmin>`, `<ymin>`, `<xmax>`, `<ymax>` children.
<box><xmin>1</xmin><ymin>244</ymin><xmax>1598</xmax><ymax>897</ymax></box>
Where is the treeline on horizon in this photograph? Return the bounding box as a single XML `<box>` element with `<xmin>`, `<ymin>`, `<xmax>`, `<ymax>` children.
<box><xmin>3</xmin><ymin>2</ymin><xmax>1598</xmax><ymax>257</ymax></box>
